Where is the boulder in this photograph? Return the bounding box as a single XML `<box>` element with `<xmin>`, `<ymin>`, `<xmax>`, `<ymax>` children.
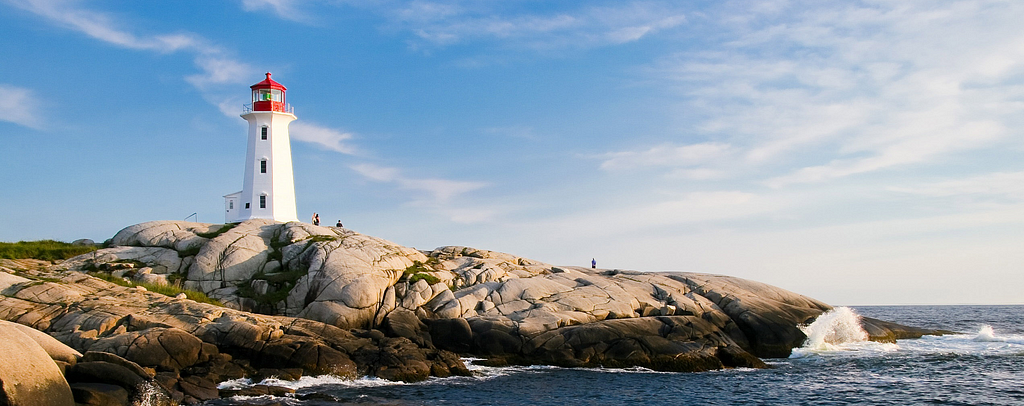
<box><xmin>0</xmin><ymin>320</ymin><xmax>81</xmax><ymax>365</ymax></box>
<box><xmin>0</xmin><ymin>322</ymin><xmax>75</xmax><ymax>406</ymax></box>
<box><xmin>383</xmin><ymin>308</ymin><xmax>431</xmax><ymax>347</ymax></box>
<box><xmin>69</xmin><ymin>382</ymin><xmax>129</xmax><ymax>406</ymax></box>
<box><xmin>64</xmin><ymin>361</ymin><xmax>147</xmax><ymax>390</ymax></box>
<box><xmin>80</xmin><ymin>351</ymin><xmax>154</xmax><ymax>380</ymax></box>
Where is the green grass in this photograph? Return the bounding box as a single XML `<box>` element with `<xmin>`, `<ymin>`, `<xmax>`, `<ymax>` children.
<box><xmin>306</xmin><ymin>235</ymin><xmax>339</xmax><ymax>243</ymax></box>
<box><xmin>0</xmin><ymin>240</ymin><xmax>97</xmax><ymax>261</ymax></box>
<box><xmin>403</xmin><ymin>261</ymin><xmax>441</xmax><ymax>285</ymax></box>
<box><xmin>87</xmin><ymin>272</ymin><xmax>223</xmax><ymax>306</ymax></box>
<box><xmin>196</xmin><ymin>223</ymin><xmax>239</xmax><ymax>239</ymax></box>
<box><xmin>408</xmin><ymin>273</ymin><xmax>441</xmax><ymax>285</ymax></box>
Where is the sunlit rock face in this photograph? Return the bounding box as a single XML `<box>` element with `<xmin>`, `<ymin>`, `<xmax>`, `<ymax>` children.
<box><xmin>52</xmin><ymin>220</ymin><xmax>931</xmax><ymax>372</ymax></box>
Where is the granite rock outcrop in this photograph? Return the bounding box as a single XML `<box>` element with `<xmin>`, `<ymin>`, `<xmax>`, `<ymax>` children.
<box><xmin>0</xmin><ymin>220</ymin><xmax>940</xmax><ymax>404</ymax></box>
<box><xmin>57</xmin><ymin>221</ymin><xmax>931</xmax><ymax>367</ymax></box>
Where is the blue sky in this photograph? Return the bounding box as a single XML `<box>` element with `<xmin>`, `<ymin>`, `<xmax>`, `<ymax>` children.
<box><xmin>1</xmin><ymin>0</ymin><xmax>1022</xmax><ymax>305</ymax></box>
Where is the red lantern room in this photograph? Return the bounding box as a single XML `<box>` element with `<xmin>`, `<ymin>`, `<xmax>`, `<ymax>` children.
<box><xmin>250</xmin><ymin>72</ymin><xmax>288</xmax><ymax>113</ymax></box>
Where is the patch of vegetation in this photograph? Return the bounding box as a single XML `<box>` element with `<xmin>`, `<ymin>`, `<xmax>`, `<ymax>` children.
<box><xmin>167</xmin><ymin>272</ymin><xmax>185</xmax><ymax>286</ymax></box>
<box><xmin>196</xmin><ymin>223</ymin><xmax>239</xmax><ymax>239</ymax></box>
<box><xmin>0</xmin><ymin>240</ymin><xmax>97</xmax><ymax>261</ymax></box>
<box><xmin>408</xmin><ymin>273</ymin><xmax>441</xmax><ymax>285</ymax></box>
<box><xmin>403</xmin><ymin>261</ymin><xmax>441</xmax><ymax>285</ymax></box>
<box><xmin>87</xmin><ymin>271</ymin><xmax>223</xmax><ymax>306</ymax></box>
<box><xmin>177</xmin><ymin>246</ymin><xmax>201</xmax><ymax>258</ymax></box>
<box><xmin>270</xmin><ymin>238</ymin><xmax>292</xmax><ymax>250</ymax></box>
<box><xmin>235</xmin><ymin>269</ymin><xmax>307</xmax><ymax>313</ymax></box>
<box><xmin>306</xmin><ymin>235</ymin><xmax>339</xmax><ymax>243</ymax></box>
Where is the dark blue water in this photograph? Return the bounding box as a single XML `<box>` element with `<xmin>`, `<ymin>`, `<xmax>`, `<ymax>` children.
<box><xmin>207</xmin><ymin>305</ymin><xmax>1024</xmax><ymax>405</ymax></box>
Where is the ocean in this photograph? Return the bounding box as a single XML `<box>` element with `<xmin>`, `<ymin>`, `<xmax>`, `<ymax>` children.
<box><xmin>205</xmin><ymin>305</ymin><xmax>1024</xmax><ymax>405</ymax></box>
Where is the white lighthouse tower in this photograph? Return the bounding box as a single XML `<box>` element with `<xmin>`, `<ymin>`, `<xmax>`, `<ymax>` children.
<box><xmin>224</xmin><ymin>73</ymin><xmax>299</xmax><ymax>223</ymax></box>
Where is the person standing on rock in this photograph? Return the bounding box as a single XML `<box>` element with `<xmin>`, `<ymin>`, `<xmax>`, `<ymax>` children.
<box><xmin>312</xmin><ymin>213</ymin><xmax>320</xmax><ymax>226</ymax></box>
<box><xmin>592</xmin><ymin>258</ymin><xmax>596</xmax><ymax>269</ymax></box>
<box><xmin>336</xmin><ymin>220</ymin><xmax>343</xmax><ymax>227</ymax></box>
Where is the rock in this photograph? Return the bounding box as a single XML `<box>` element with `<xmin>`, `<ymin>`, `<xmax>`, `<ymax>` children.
<box><xmin>0</xmin><ymin>320</ymin><xmax>82</xmax><ymax>365</ymax></box>
<box><xmin>69</xmin><ymin>382</ymin><xmax>129</xmax><ymax>406</ymax></box>
<box><xmin>89</xmin><ymin>327</ymin><xmax>204</xmax><ymax>371</ymax></box>
<box><xmin>0</xmin><ymin>271</ymin><xmax>31</xmax><ymax>292</ymax></box>
<box><xmin>64</xmin><ymin>246</ymin><xmax>182</xmax><ymax>276</ymax></box>
<box><xmin>428</xmin><ymin>318</ymin><xmax>473</xmax><ymax>353</ymax></box>
<box><xmin>178</xmin><ymin>375</ymin><xmax>219</xmax><ymax>401</ymax></box>
<box><xmin>384</xmin><ymin>308</ymin><xmax>431</xmax><ymax>347</ymax></box>
<box><xmin>253</xmin><ymin>368</ymin><xmax>303</xmax><ymax>381</ymax></box>
<box><xmin>65</xmin><ymin>361</ymin><xmax>146</xmax><ymax>390</ymax></box>
<box><xmin>81</xmin><ymin>351</ymin><xmax>155</xmax><ymax>379</ymax></box>
<box><xmin>0</xmin><ymin>321</ymin><xmax>75</xmax><ymax>406</ymax></box>
<box><xmin>4</xmin><ymin>222</ymin><xmax>945</xmax><ymax>381</ymax></box>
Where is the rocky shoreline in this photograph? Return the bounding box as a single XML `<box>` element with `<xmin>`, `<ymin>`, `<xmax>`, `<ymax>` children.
<box><xmin>0</xmin><ymin>221</ymin><xmax>940</xmax><ymax>405</ymax></box>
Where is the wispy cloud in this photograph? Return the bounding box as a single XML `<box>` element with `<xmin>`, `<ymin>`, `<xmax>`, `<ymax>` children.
<box><xmin>0</xmin><ymin>84</ymin><xmax>44</xmax><ymax>129</ymax></box>
<box><xmin>239</xmin><ymin>0</ymin><xmax>310</xmax><ymax>22</ymax></box>
<box><xmin>7</xmin><ymin>0</ymin><xmax>366</xmax><ymax>152</ymax></box>
<box><xmin>889</xmin><ymin>171</ymin><xmax>1024</xmax><ymax>201</ymax></box>
<box><xmin>186</xmin><ymin>56</ymin><xmax>257</xmax><ymax>90</ymax></box>
<box><xmin>378</xmin><ymin>1</ymin><xmax>689</xmax><ymax>50</ymax></box>
<box><xmin>291</xmin><ymin>122</ymin><xmax>358</xmax><ymax>155</ymax></box>
<box><xmin>599</xmin><ymin>142</ymin><xmax>732</xmax><ymax>171</ymax></box>
<box><xmin>350</xmin><ymin>163</ymin><xmax>489</xmax><ymax>209</ymax></box>
<box><xmin>650</xmin><ymin>0</ymin><xmax>1024</xmax><ymax>187</ymax></box>
<box><xmin>9</xmin><ymin>0</ymin><xmax>256</xmax><ymax>90</ymax></box>
<box><xmin>535</xmin><ymin>190</ymin><xmax>784</xmax><ymax>238</ymax></box>
<box><xmin>8</xmin><ymin>0</ymin><xmax>203</xmax><ymax>52</ymax></box>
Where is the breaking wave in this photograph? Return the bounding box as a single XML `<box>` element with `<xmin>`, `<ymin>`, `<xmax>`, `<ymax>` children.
<box><xmin>790</xmin><ymin>306</ymin><xmax>898</xmax><ymax>357</ymax></box>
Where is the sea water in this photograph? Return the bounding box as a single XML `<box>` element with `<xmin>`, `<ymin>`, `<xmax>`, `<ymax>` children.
<box><xmin>204</xmin><ymin>305</ymin><xmax>1024</xmax><ymax>405</ymax></box>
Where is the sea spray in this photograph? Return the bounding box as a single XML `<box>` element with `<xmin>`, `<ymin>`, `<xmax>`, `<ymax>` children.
<box><xmin>789</xmin><ymin>307</ymin><xmax>897</xmax><ymax>357</ymax></box>
<box><xmin>799</xmin><ymin>306</ymin><xmax>869</xmax><ymax>350</ymax></box>
<box><xmin>973</xmin><ymin>325</ymin><xmax>1002</xmax><ymax>342</ymax></box>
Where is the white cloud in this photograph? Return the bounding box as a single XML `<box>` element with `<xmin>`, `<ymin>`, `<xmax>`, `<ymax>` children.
<box><xmin>240</xmin><ymin>0</ymin><xmax>309</xmax><ymax>22</ymax></box>
<box><xmin>537</xmin><ymin>190</ymin><xmax>783</xmax><ymax>238</ymax></box>
<box><xmin>650</xmin><ymin>0</ymin><xmax>1024</xmax><ymax>186</ymax></box>
<box><xmin>599</xmin><ymin>142</ymin><xmax>731</xmax><ymax>171</ymax></box>
<box><xmin>888</xmin><ymin>171</ymin><xmax>1024</xmax><ymax>200</ymax></box>
<box><xmin>381</xmin><ymin>1</ymin><xmax>688</xmax><ymax>50</ymax></box>
<box><xmin>290</xmin><ymin>122</ymin><xmax>358</xmax><ymax>154</ymax></box>
<box><xmin>11</xmin><ymin>0</ymin><xmax>255</xmax><ymax>93</ymax></box>
<box><xmin>350</xmin><ymin>163</ymin><xmax>488</xmax><ymax>207</ymax></box>
<box><xmin>0</xmin><ymin>84</ymin><xmax>44</xmax><ymax>129</ymax></box>
<box><xmin>186</xmin><ymin>56</ymin><xmax>257</xmax><ymax>89</ymax></box>
<box><xmin>9</xmin><ymin>0</ymin><xmax>202</xmax><ymax>52</ymax></box>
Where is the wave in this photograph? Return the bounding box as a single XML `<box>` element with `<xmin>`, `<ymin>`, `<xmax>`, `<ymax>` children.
<box><xmin>790</xmin><ymin>307</ymin><xmax>899</xmax><ymax>358</ymax></box>
<box><xmin>218</xmin><ymin>374</ymin><xmax>405</xmax><ymax>391</ymax></box>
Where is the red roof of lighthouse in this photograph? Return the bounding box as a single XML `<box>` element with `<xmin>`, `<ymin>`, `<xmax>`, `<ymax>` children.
<box><xmin>250</xmin><ymin>72</ymin><xmax>287</xmax><ymax>91</ymax></box>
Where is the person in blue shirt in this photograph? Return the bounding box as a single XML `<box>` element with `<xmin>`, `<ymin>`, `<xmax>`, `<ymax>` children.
<box><xmin>591</xmin><ymin>258</ymin><xmax>596</xmax><ymax>269</ymax></box>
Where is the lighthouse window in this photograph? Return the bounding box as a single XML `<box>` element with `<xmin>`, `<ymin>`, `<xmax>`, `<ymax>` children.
<box><xmin>254</xmin><ymin>89</ymin><xmax>283</xmax><ymax>102</ymax></box>
<box><xmin>259</xmin><ymin>195</ymin><xmax>267</xmax><ymax>209</ymax></box>
<box><xmin>229</xmin><ymin>201</ymin><xmax>234</xmax><ymax>210</ymax></box>
<box><xmin>261</xmin><ymin>126</ymin><xmax>268</xmax><ymax>140</ymax></box>
<box><xmin>260</xmin><ymin>159</ymin><xmax>267</xmax><ymax>173</ymax></box>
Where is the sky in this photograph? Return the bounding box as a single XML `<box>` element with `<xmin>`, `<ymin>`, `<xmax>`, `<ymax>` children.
<box><xmin>1</xmin><ymin>0</ymin><xmax>1022</xmax><ymax>305</ymax></box>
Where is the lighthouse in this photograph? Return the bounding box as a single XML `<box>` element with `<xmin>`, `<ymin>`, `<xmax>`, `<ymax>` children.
<box><xmin>224</xmin><ymin>73</ymin><xmax>299</xmax><ymax>223</ymax></box>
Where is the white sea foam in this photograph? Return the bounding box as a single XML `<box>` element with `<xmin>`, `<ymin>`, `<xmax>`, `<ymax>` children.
<box><xmin>217</xmin><ymin>374</ymin><xmax>406</xmax><ymax>391</ymax></box>
<box><xmin>790</xmin><ymin>307</ymin><xmax>899</xmax><ymax>358</ymax></box>
<box><xmin>973</xmin><ymin>325</ymin><xmax>1003</xmax><ymax>342</ymax></box>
